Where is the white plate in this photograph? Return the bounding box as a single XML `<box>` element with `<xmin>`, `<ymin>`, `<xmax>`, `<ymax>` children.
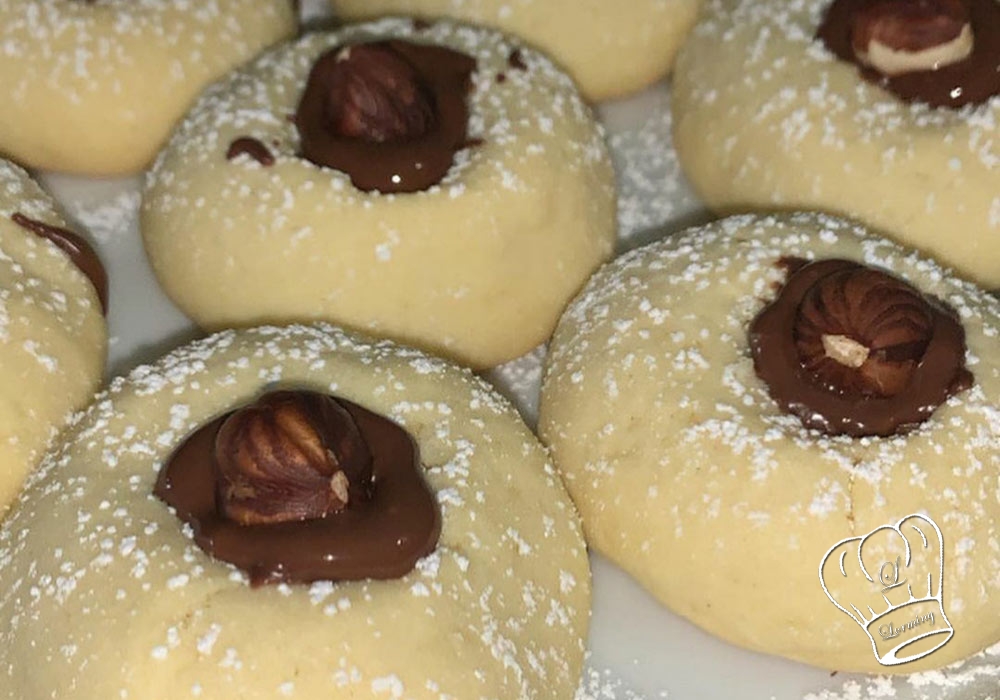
<box><xmin>33</xmin><ymin>2</ymin><xmax>1000</xmax><ymax>698</ymax></box>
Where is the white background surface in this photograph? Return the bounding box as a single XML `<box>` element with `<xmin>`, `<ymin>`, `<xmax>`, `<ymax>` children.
<box><xmin>30</xmin><ymin>1</ymin><xmax>1000</xmax><ymax>698</ymax></box>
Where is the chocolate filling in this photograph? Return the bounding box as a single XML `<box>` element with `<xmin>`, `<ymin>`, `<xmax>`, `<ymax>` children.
<box><xmin>155</xmin><ymin>391</ymin><xmax>441</xmax><ymax>586</ymax></box>
<box><xmin>11</xmin><ymin>213</ymin><xmax>108</xmax><ymax>315</ymax></box>
<box><xmin>226</xmin><ymin>137</ymin><xmax>275</xmax><ymax>166</ymax></box>
<box><xmin>508</xmin><ymin>49</ymin><xmax>527</xmax><ymax>71</ymax></box>
<box><xmin>295</xmin><ymin>40</ymin><xmax>476</xmax><ymax>194</ymax></box>
<box><xmin>750</xmin><ymin>259</ymin><xmax>973</xmax><ymax>437</ymax></box>
<box><xmin>817</xmin><ymin>0</ymin><xmax>1000</xmax><ymax>108</ymax></box>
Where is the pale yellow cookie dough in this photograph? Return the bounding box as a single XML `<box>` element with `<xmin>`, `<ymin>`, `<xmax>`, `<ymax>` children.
<box><xmin>672</xmin><ymin>0</ymin><xmax>1000</xmax><ymax>288</ymax></box>
<box><xmin>0</xmin><ymin>159</ymin><xmax>106</xmax><ymax>515</ymax></box>
<box><xmin>0</xmin><ymin>323</ymin><xmax>590</xmax><ymax>699</ymax></box>
<box><xmin>539</xmin><ymin>213</ymin><xmax>1000</xmax><ymax>673</ymax></box>
<box><xmin>142</xmin><ymin>19</ymin><xmax>615</xmax><ymax>369</ymax></box>
<box><xmin>328</xmin><ymin>0</ymin><xmax>701</xmax><ymax>101</ymax></box>
<box><xmin>0</xmin><ymin>0</ymin><xmax>296</xmax><ymax>175</ymax></box>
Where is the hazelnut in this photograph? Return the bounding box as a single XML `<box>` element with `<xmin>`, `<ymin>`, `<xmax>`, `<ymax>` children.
<box><xmin>323</xmin><ymin>42</ymin><xmax>437</xmax><ymax>143</ymax></box>
<box><xmin>820</xmin><ymin>334</ymin><xmax>871</xmax><ymax>368</ymax></box>
<box><xmin>750</xmin><ymin>259</ymin><xmax>972</xmax><ymax>437</ymax></box>
<box><xmin>214</xmin><ymin>390</ymin><xmax>373</xmax><ymax>526</ymax></box>
<box><xmin>794</xmin><ymin>266</ymin><xmax>933</xmax><ymax>398</ymax></box>
<box><xmin>296</xmin><ymin>39</ymin><xmax>475</xmax><ymax>193</ymax></box>
<box><xmin>851</xmin><ymin>0</ymin><xmax>974</xmax><ymax>75</ymax></box>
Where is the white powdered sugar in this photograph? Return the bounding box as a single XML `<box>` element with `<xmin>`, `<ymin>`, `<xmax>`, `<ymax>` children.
<box><xmin>0</xmin><ymin>160</ymin><xmax>103</xmax><ymax>368</ymax></box>
<box><xmin>806</xmin><ymin>642</ymin><xmax>1000</xmax><ymax>700</ymax></box>
<box><xmin>61</xmin><ymin>189</ymin><xmax>141</xmax><ymax>245</ymax></box>
<box><xmin>575</xmin><ymin>663</ymin><xmax>664</xmax><ymax>700</ymax></box>
<box><xmin>602</xmin><ymin>88</ymin><xmax>707</xmax><ymax>248</ymax></box>
<box><xmin>486</xmin><ymin>343</ymin><xmax>546</xmax><ymax>427</ymax></box>
<box><xmin>7</xmin><ymin>0</ymin><xmax>996</xmax><ymax>694</ymax></box>
<box><xmin>144</xmin><ymin>17</ymin><xmax>607</xmax><ymax>209</ymax></box>
<box><xmin>0</xmin><ymin>323</ymin><xmax>590</xmax><ymax>698</ymax></box>
<box><xmin>0</xmin><ymin>0</ymin><xmax>292</xmax><ymax>96</ymax></box>
<box><xmin>540</xmin><ymin>212</ymin><xmax>1000</xmax><ymax>698</ymax></box>
<box><xmin>486</xmin><ymin>91</ymin><xmax>706</xmax><ymax>427</ymax></box>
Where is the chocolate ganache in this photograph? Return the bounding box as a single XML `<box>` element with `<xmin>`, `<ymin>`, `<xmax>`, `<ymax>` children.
<box><xmin>155</xmin><ymin>390</ymin><xmax>441</xmax><ymax>586</ymax></box>
<box><xmin>750</xmin><ymin>259</ymin><xmax>973</xmax><ymax>437</ymax></box>
<box><xmin>226</xmin><ymin>137</ymin><xmax>276</xmax><ymax>167</ymax></box>
<box><xmin>11</xmin><ymin>213</ymin><xmax>108</xmax><ymax>315</ymax></box>
<box><xmin>296</xmin><ymin>40</ymin><xmax>476</xmax><ymax>194</ymax></box>
<box><xmin>817</xmin><ymin>0</ymin><xmax>1000</xmax><ymax>108</ymax></box>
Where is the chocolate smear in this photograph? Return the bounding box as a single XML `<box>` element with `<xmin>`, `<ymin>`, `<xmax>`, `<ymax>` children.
<box><xmin>508</xmin><ymin>48</ymin><xmax>527</xmax><ymax>70</ymax></box>
<box><xmin>226</xmin><ymin>137</ymin><xmax>276</xmax><ymax>166</ymax></box>
<box><xmin>155</xmin><ymin>390</ymin><xmax>441</xmax><ymax>586</ymax></box>
<box><xmin>11</xmin><ymin>213</ymin><xmax>108</xmax><ymax>315</ymax></box>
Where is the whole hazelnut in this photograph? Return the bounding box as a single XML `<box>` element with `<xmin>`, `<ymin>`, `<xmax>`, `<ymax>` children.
<box><xmin>794</xmin><ymin>266</ymin><xmax>934</xmax><ymax>398</ymax></box>
<box><xmin>213</xmin><ymin>390</ymin><xmax>373</xmax><ymax>526</ymax></box>
<box><xmin>323</xmin><ymin>42</ymin><xmax>437</xmax><ymax>143</ymax></box>
<box><xmin>749</xmin><ymin>259</ymin><xmax>972</xmax><ymax>437</ymax></box>
<box><xmin>851</xmin><ymin>0</ymin><xmax>974</xmax><ymax>75</ymax></box>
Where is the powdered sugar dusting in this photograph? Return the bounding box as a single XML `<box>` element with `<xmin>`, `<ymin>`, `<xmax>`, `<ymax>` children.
<box><xmin>546</xmin><ymin>213</ymin><xmax>999</xmax><ymax>524</ymax></box>
<box><xmin>806</xmin><ymin>642</ymin><xmax>1000</xmax><ymax>699</ymax></box>
<box><xmin>0</xmin><ymin>0</ymin><xmax>296</xmax><ymax>172</ymax></box>
<box><xmin>0</xmin><ymin>159</ymin><xmax>103</xmax><ymax>359</ymax></box>
<box><xmin>541</xmin><ymin>212</ymin><xmax>1000</xmax><ymax>692</ymax></box>
<box><xmin>487</xmin><ymin>343</ymin><xmax>546</xmax><ymax>426</ymax></box>
<box><xmin>0</xmin><ymin>323</ymin><xmax>589</xmax><ymax>698</ymax></box>
<box><xmin>575</xmin><ymin>662</ymin><xmax>663</xmax><ymax>700</ymax></box>
<box><xmin>61</xmin><ymin>189</ymin><xmax>141</xmax><ymax>245</ymax></box>
<box><xmin>145</xmin><ymin>18</ymin><xmax>608</xmax><ymax>211</ymax></box>
<box><xmin>673</xmin><ymin>0</ymin><xmax>998</xmax><ymax>285</ymax></box>
<box><xmin>603</xmin><ymin>87</ymin><xmax>707</xmax><ymax>248</ymax></box>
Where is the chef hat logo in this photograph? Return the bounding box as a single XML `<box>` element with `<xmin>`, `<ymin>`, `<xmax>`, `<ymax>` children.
<box><xmin>819</xmin><ymin>514</ymin><xmax>953</xmax><ymax>666</ymax></box>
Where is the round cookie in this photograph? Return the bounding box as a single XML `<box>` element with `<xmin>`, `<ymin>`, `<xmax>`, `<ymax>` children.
<box><xmin>0</xmin><ymin>0</ymin><xmax>297</xmax><ymax>175</ymax></box>
<box><xmin>327</xmin><ymin>0</ymin><xmax>702</xmax><ymax>101</ymax></box>
<box><xmin>539</xmin><ymin>213</ymin><xmax>1000</xmax><ymax>673</ymax></box>
<box><xmin>671</xmin><ymin>0</ymin><xmax>1000</xmax><ymax>288</ymax></box>
<box><xmin>141</xmin><ymin>19</ymin><xmax>615</xmax><ymax>369</ymax></box>
<box><xmin>0</xmin><ymin>159</ymin><xmax>107</xmax><ymax>515</ymax></box>
<box><xmin>0</xmin><ymin>323</ymin><xmax>591</xmax><ymax>699</ymax></box>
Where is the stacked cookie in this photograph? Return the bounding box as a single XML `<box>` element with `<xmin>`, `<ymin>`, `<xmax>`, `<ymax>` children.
<box><xmin>0</xmin><ymin>0</ymin><xmax>996</xmax><ymax>696</ymax></box>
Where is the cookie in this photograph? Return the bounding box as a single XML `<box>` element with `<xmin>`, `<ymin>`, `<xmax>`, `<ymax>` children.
<box><xmin>327</xmin><ymin>0</ymin><xmax>702</xmax><ymax>101</ymax></box>
<box><xmin>671</xmin><ymin>0</ymin><xmax>1000</xmax><ymax>287</ymax></box>
<box><xmin>0</xmin><ymin>0</ymin><xmax>297</xmax><ymax>174</ymax></box>
<box><xmin>539</xmin><ymin>213</ymin><xmax>1000</xmax><ymax>673</ymax></box>
<box><xmin>0</xmin><ymin>323</ymin><xmax>590</xmax><ymax>698</ymax></box>
<box><xmin>0</xmin><ymin>159</ymin><xmax>107</xmax><ymax>515</ymax></box>
<box><xmin>142</xmin><ymin>19</ymin><xmax>615</xmax><ymax>369</ymax></box>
